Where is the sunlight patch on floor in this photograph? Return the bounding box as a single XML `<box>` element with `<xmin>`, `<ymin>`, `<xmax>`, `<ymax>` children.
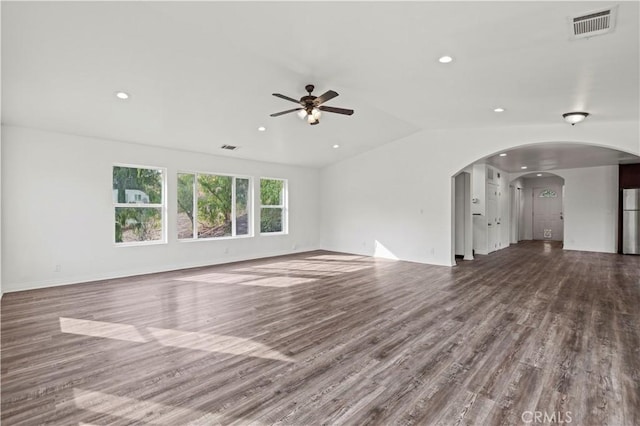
<box><xmin>60</xmin><ymin>317</ymin><xmax>147</xmax><ymax>343</ymax></box>
<box><xmin>175</xmin><ymin>272</ymin><xmax>261</xmax><ymax>284</ymax></box>
<box><xmin>73</xmin><ymin>388</ymin><xmax>221</xmax><ymax>425</ymax></box>
<box><xmin>148</xmin><ymin>327</ymin><xmax>294</xmax><ymax>362</ymax></box>
<box><xmin>307</xmin><ymin>254</ymin><xmax>370</xmax><ymax>261</ymax></box>
<box><xmin>175</xmin><ymin>271</ymin><xmax>318</xmax><ymax>287</ymax></box>
<box><xmin>241</xmin><ymin>276</ymin><xmax>316</xmax><ymax>287</ymax></box>
<box><xmin>240</xmin><ymin>260</ymin><xmax>372</xmax><ymax>274</ymax></box>
<box><xmin>231</xmin><ymin>266</ymin><xmax>339</xmax><ymax>278</ymax></box>
<box><xmin>60</xmin><ymin>318</ymin><xmax>293</xmax><ymax>362</ymax></box>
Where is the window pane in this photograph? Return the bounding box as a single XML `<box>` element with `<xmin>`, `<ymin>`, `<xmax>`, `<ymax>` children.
<box><xmin>113</xmin><ymin>166</ymin><xmax>162</xmax><ymax>204</ymax></box>
<box><xmin>261</xmin><ymin>208</ymin><xmax>283</xmax><ymax>233</ymax></box>
<box><xmin>115</xmin><ymin>207</ymin><xmax>162</xmax><ymax>243</ymax></box>
<box><xmin>236</xmin><ymin>178</ymin><xmax>249</xmax><ymax>236</ymax></box>
<box><xmin>177</xmin><ymin>173</ymin><xmax>195</xmax><ymax>239</ymax></box>
<box><xmin>197</xmin><ymin>174</ymin><xmax>232</xmax><ymax>238</ymax></box>
<box><xmin>260</xmin><ymin>179</ymin><xmax>283</xmax><ymax>206</ymax></box>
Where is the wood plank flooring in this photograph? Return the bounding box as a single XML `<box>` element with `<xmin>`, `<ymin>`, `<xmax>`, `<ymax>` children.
<box><xmin>2</xmin><ymin>241</ymin><xmax>639</xmax><ymax>425</ymax></box>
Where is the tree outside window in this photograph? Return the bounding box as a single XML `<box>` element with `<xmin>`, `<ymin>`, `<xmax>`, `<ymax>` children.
<box><xmin>113</xmin><ymin>165</ymin><xmax>165</xmax><ymax>244</ymax></box>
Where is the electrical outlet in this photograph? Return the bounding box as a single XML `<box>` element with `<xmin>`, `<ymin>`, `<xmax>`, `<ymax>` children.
<box><xmin>54</xmin><ymin>264</ymin><xmax>61</xmax><ymax>272</ymax></box>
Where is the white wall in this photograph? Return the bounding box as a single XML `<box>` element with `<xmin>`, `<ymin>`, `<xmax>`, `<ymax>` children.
<box><xmin>0</xmin><ymin>1</ymin><xmax>3</xmax><ymax>298</ymax></box>
<box><xmin>471</xmin><ymin>164</ymin><xmax>487</xmax><ymax>255</ymax></box>
<box><xmin>510</xmin><ymin>166</ymin><xmax>618</xmax><ymax>253</ymax></box>
<box><xmin>557</xmin><ymin>166</ymin><xmax>618</xmax><ymax>253</ymax></box>
<box><xmin>320</xmin><ymin>121</ymin><xmax>638</xmax><ymax>266</ymax></box>
<box><xmin>510</xmin><ymin>178</ymin><xmax>525</xmax><ymax>242</ymax></box>
<box><xmin>1</xmin><ymin>126</ymin><xmax>321</xmax><ymax>291</ymax></box>
<box><xmin>454</xmin><ymin>173</ymin><xmax>465</xmax><ymax>256</ymax></box>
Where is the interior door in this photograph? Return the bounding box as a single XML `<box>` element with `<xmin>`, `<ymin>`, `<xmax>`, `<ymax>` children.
<box><xmin>533</xmin><ymin>186</ymin><xmax>563</xmax><ymax>241</ymax></box>
<box><xmin>487</xmin><ymin>183</ymin><xmax>499</xmax><ymax>252</ymax></box>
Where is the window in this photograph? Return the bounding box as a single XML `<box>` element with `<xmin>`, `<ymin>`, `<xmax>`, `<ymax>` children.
<box><xmin>178</xmin><ymin>172</ymin><xmax>251</xmax><ymax>239</ymax></box>
<box><xmin>260</xmin><ymin>178</ymin><xmax>287</xmax><ymax>234</ymax></box>
<box><xmin>113</xmin><ymin>165</ymin><xmax>165</xmax><ymax>244</ymax></box>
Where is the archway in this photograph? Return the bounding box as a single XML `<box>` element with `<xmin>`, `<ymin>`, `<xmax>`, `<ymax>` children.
<box><xmin>451</xmin><ymin>142</ymin><xmax>639</xmax><ymax>265</ymax></box>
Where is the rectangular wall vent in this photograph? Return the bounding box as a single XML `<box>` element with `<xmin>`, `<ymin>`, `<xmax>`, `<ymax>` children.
<box><xmin>570</xmin><ymin>7</ymin><xmax>616</xmax><ymax>39</ymax></box>
<box><xmin>221</xmin><ymin>144</ymin><xmax>238</xmax><ymax>151</ymax></box>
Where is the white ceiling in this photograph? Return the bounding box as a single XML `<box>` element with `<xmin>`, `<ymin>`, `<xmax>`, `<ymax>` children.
<box><xmin>2</xmin><ymin>1</ymin><xmax>639</xmax><ymax>168</ymax></box>
<box><xmin>483</xmin><ymin>142</ymin><xmax>639</xmax><ymax>173</ymax></box>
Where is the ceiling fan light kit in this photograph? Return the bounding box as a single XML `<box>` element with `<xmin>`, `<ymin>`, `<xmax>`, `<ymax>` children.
<box><xmin>271</xmin><ymin>84</ymin><xmax>354</xmax><ymax>126</ymax></box>
<box><xmin>562</xmin><ymin>111</ymin><xmax>589</xmax><ymax>125</ymax></box>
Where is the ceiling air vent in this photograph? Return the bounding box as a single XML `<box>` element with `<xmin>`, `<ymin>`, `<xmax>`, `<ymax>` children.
<box><xmin>221</xmin><ymin>144</ymin><xmax>238</xmax><ymax>151</ymax></box>
<box><xmin>570</xmin><ymin>6</ymin><xmax>617</xmax><ymax>39</ymax></box>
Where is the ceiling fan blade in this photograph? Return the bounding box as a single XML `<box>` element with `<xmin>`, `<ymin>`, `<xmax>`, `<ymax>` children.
<box><xmin>314</xmin><ymin>90</ymin><xmax>339</xmax><ymax>105</ymax></box>
<box><xmin>272</xmin><ymin>93</ymin><xmax>301</xmax><ymax>104</ymax></box>
<box><xmin>319</xmin><ymin>106</ymin><xmax>354</xmax><ymax>116</ymax></box>
<box><xmin>270</xmin><ymin>108</ymin><xmax>303</xmax><ymax>117</ymax></box>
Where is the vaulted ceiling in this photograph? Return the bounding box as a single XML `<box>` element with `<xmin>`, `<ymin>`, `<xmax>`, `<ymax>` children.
<box><xmin>2</xmin><ymin>1</ymin><xmax>639</xmax><ymax>168</ymax></box>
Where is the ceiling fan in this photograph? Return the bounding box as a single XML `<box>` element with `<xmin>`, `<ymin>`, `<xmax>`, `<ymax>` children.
<box><xmin>270</xmin><ymin>84</ymin><xmax>354</xmax><ymax>125</ymax></box>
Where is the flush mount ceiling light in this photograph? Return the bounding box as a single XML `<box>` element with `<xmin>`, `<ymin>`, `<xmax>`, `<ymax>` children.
<box><xmin>537</xmin><ymin>173</ymin><xmax>543</xmax><ymax>176</ymax></box>
<box><xmin>438</xmin><ymin>56</ymin><xmax>453</xmax><ymax>63</ymax></box>
<box><xmin>332</xmin><ymin>144</ymin><xmax>340</xmax><ymax>149</ymax></box>
<box><xmin>521</xmin><ymin>166</ymin><xmax>528</xmax><ymax>170</ymax></box>
<box><xmin>499</xmin><ymin>153</ymin><xmax>507</xmax><ymax>157</ymax></box>
<box><xmin>115</xmin><ymin>91</ymin><xmax>130</xmax><ymax>100</ymax></box>
<box><xmin>562</xmin><ymin>111</ymin><xmax>589</xmax><ymax>125</ymax></box>
<box><xmin>257</xmin><ymin>126</ymin><xmax>266</xmax><ymax>132</ymax></box>
<box><xmin>494</xmin><ymin>107</ymin><xmax>505</xmax><ymax>112</ymax></box>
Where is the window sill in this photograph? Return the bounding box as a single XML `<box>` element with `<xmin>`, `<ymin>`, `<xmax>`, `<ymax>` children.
<box><xmin>178</xmin><ymin>234</ymin><xmax>254</xmax><ymax>242</ymax></box>
<box><xmin>260</xmin><ymin>232</ymin><xmax>288</xmax><ymax>237</ymax></box>
<box><xmin>115</xmin><ymin>240</ymin><xmax>167</xmax><ymax>247</ymax></box>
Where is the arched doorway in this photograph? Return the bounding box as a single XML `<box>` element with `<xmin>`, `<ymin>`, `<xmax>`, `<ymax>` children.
<box><xmin>510</xmin><ymin>173</ymin><xmax>565</xmax><ymax>244</ymax></box>
<box><xmin>451</xmin><ymin>142</ymin><xmax>639</xmax><ymax>265</ymax></box>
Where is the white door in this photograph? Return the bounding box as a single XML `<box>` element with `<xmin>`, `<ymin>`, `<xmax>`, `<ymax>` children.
<box><xmin>487</xmin><ymin>183</ymin><xmax>499</xmax><ymax>252</ymax></box>
<box><xmin>533</xmin><ymin>186</ymin><xmax>563</xmax><ymax>241</ymax></box>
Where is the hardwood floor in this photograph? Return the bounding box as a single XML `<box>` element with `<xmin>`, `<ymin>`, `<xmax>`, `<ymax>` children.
<box><xmin>2</xmin><ymin>241</ymin><xmax>639</xmax><ymax>425</ymax></box>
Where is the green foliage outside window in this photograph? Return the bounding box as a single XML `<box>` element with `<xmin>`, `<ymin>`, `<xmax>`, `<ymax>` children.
<box><xmin>260</xmin><ymin>179</ymin><xmax>283</xmax><ymax>205</ymax></box>
<box><xmin>260</xmin><ymin>178</ymin><xmax>285</xmax><ymax>233</ymax></box>
<box><xmin>177</xmin><ymin>173</ymin><xmax>250</xmax><ymax>239</ymax></box>
<box><xmin>197</xmin><ymin>175</ymin><xmax>233</xmax><ymax>237</ymax></box>
<box><xmin>113</xmin><ymin>166</ymin><xmax>164</xmax><ymax>243</ymax></box>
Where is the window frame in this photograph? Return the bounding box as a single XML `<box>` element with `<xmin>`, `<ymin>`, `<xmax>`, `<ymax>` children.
<box><xmin>177</xmin><ymin>170</ymin><xmax>253</xmax><ymax>241</ymax></box>
<box><xmin>113</xmin><ymin>163</ymin><xmax>167</xmax><ymax>247</ymax></box>
<box><xmin>259</xmin><ymin>177</ymin><xmax>288</xmax><ymax>235</ymax></box>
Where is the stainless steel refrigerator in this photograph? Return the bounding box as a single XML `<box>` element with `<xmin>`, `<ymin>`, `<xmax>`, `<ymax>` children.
<box><xmin>623</xmin><ymin>188</ymin><xmax>640</xmax><ymax>255</ymax></box>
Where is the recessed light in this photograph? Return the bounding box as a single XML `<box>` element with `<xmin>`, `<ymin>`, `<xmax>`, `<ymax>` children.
<box><xmin>537</xmin><ymin>173</ymin><xmax>543</xmax><ymax>177</ymax></box>
<box><xmin>258</xmin><ymin>126</ymin><xmax>266</xmax><ymax>132</ymax></box>
<box><xmin>521</xmin><ymin>166</ymin><xmax>528</xmax><ymax>170</ymax></box>
<box><xmin>494</xmin><ymin>107</ymin><xmax>505</xmax><ymax>112</ymax></box>
<box><xmin>333</xmin><ymin>144</ymin><xmax>340</xmax><ymax>149</ymax></box>
<box><xmin>499</xmin><ymin>153</ymin><xmax>507</xmax><ymax>157</ymax></box>
<box><xmin>115</xmin><ymin>91</ymin><xmax>129</xmax><ymax>100</ymax></box>
<box><xmin>438</xmin><ymin>56</ymin><xmax>453</xmax><ymax>63</ymax></box>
